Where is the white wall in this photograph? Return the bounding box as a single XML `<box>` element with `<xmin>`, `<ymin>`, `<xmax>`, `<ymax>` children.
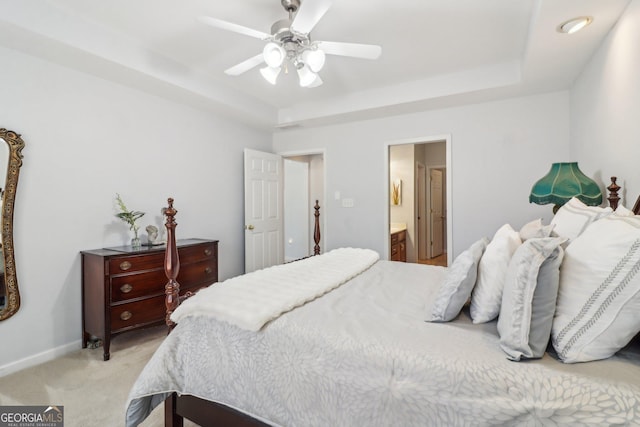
<box><xmin>0</xmin><ymin>46</ymin><xmax>271</xmax><ymax>374</ymax></box>
<box><xmin>571</xmin><ymin>0</ymin><xmax>640</xmax><ymax>204</ymax></box>
<box><xmin>273</xmin><ymin>91</ymin><xmax>570</xmax><ymax>258</ymax></box>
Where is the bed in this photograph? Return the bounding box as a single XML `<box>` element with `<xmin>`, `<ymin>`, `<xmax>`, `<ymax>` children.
<box><xmin>126</xmin><ymin>181</ymin><xmax>640</xmax><ymax>427</ymax></box>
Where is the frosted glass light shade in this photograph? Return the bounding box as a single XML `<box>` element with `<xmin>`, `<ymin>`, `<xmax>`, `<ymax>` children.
<box><xmin>260</xmin><ymin>66</ymin><xmax>281</xmax><ymax>85</ymax></box>
<box><xmin>263</xmin><ymin>42</ymin><xmax>285</xmax><ymax>68</ymax></box>
<box><xmin>297</xmin><ymin>65</ymin><xmax>318</xmax><ymax>87</ymax></box>
<box><xmin>307</xmin><ymin>74</ymin><xmax>323</xmax><ymax>88</ymax></box>
<box><xmin>302</xmin><ymin>49</ymin><xmax>326</xmax><ymax>73</ymax></box>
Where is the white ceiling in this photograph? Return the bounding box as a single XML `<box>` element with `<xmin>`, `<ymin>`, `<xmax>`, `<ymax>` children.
<box><xmin>0</xmin><ymin>0</ymin><xmax>631</xmax><ymax>129</ymax></box>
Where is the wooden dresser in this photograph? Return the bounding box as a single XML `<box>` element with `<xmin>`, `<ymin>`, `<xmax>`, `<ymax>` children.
<box><xmin>81</xmin><ymin>238</ymin><xmax>218</xmax><ymax>360</ymax></box>
<box><xmin>390</xmin><ymin>230</ymin><xmax>406</xmax><ymax>262</ymax></box>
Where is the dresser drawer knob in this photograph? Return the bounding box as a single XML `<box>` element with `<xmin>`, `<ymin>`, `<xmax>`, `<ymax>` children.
<box><xmin>205</xmin><ymin>267</ymin><xmax>212</xmax><ymax>275</ymax></box>
<box><xmin>120</xmin><ymin>311</ymin><xmax>132</xmax><ymax>321</ymax></box>
<box><xmin>204</xmin><ymin>248</ymin><xmax>212</xmax><ymax>256</ymax></box>
<box><xmin>120</xmin><ymin>284</ymin><xmax>133</xmax><ymax>293</ymax></box>
<box><xmin>119</xmin><ymin>261</ymin><xmax>132</xmax><ymax>271</ymax></box>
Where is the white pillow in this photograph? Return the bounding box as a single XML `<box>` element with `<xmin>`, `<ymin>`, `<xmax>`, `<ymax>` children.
<box><xmin>551</xmin><ymin>197</ymin><xmax>612</xmax><ymax>241</ymax></box>
<box><xmin>552</xmin><ymin>215</ymin><xmax>640</xmax><ymax>363</ymax></box>
<box><xmin>614</xmin><ymin>205</ymin><xmax>635</xmax><ymax>217</ymax></box>
<box><xmin>470</xmin><ymin>224</ymin><xmax>522</xmax><ymax>323</ymax></box>
<box><xmin>428</xmin><ymin>237</ymin><xmax>490</xmax><ymax>322</ymax></box>
<box><xmin>497</xmin><ymin>237</ymin><xmax>566</xmax><ymax>361</ymax></box>
<box><xmin>519</xmin><ymin>218</ymin><xmax>555</xmax><ymax>241</ymax></box>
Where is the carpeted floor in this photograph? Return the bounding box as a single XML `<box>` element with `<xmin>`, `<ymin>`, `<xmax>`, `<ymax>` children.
<box><xmin>0</xmin><ymin>325</ymin><xmax>194</xmax><ymax>426</ymax></box>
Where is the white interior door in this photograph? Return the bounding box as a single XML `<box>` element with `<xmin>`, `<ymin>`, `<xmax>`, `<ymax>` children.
<box><xmin>244</xmin><ymin>149</ymin><xmax>283</xmax><ymax>273</ymax></box>
<box><xmin>429</xmin><ymin>169</ymin><xmax>444</xmax><ymax>258</ymax></box>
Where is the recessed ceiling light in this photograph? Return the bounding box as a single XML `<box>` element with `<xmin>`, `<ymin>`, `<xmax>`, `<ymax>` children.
<box><xmin>557</xmin><ymin>16</ymin><xmax>593</xmax><ymax>34</ymax></box>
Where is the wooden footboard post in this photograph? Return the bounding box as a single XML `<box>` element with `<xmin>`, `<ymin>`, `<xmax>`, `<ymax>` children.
<box><xmin>164</xmin><ymin>198</ymin><xmax>180</xmax><ymax>332</ymax></box>
<box><xmin>165</xmin><ymin>393</ymin><xmax>184</xmax><ymax>427</ymax></box>
<box><xmin>314</xmin><ymin>200</ymin><xmax>321</xmax><ymax>255</ymax></box>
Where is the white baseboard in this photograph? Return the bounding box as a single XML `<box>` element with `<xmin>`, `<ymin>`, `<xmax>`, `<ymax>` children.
<box><xmin>0</xmin><ymin>340</ymin><xmax>82</xmax><ymax>378</ymax></box>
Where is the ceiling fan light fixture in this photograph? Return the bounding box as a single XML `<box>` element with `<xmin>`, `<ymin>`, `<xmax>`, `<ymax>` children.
<box><xmin>200</xmin><ymin>0</ymin><xmax>381</xmax><ymax>89</ymax></box>
<box><xmin>260</xmin><ymin>66</ymin><xmax>281</xmax><ymax>85</ymax></box>
<box><xmin>297</xmin><ymin>64</ymin><xmax>318</xmax><ymax>87</ymax></box>
<box><xmin>302</xmin><ymin>48</ymin><xmax>326</xmax><ymax>73</ymax></box>
<box><xmin>558</xmin><ymin>16</ymin><xmax>593</xmax><ymax>34</ymax></box>
<box><xmin>263</xmin><ymin>42</ymin><xmax>286</xmax><ymax>68</ymax></box>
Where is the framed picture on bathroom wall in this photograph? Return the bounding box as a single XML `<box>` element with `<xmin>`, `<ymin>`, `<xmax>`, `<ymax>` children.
<box><xmin>391</xmin><ymin>178</ymin><xmax>402</xmax><ymax>206</ymax></box>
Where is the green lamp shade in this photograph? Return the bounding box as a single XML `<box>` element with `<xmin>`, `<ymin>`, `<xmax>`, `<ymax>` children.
<box><xmin>529</xmin><ymin>162</ymin><xmax>602</xmax><ymax>207</ymax></box>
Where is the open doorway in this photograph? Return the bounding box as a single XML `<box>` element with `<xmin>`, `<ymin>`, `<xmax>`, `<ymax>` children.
<box><xmin>283</xmin><ymin>153</ymin><xmax>325</xmax><ymax>262</ymax></box>
<box><xmin>388</xmin><ymin>139</ymin><xmax>449</xmax><ymax>266</ymax></box>
<box><xmin>244</xmin><ymin>149</ymin><xmax>324</xmax><ymax>273</ymax></box>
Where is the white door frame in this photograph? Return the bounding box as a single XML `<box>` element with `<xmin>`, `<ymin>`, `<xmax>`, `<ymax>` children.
<box><xmin>277</xmin><ymin>148</ymin><xmax>327</xmax><ymax>255</ymax></box>
<box><xmin>384</xmin><ymin>135</ymin><xmax>452</xmax><ymax>264</ymax></box>
<box><xmin>416</xmin><ymin>162</ymin><xmax>427</xmax><ymax>260</ymax></box>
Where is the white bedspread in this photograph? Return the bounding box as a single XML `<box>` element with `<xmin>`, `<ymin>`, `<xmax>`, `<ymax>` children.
<box><xmin>171</xmin><ymin>247</ymin><xmax>379</xmax><ymax>331</ymax></box>
<box><xmin>126</xmin><ymin>260</ymin><xmax>640</xmax><ymax>427</ymax></box>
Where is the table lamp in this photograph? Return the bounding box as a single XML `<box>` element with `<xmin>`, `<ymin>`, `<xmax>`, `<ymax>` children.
<box><xmin>529</xmin><ymin>162</ymin><xmax>602</xmax><ymax>213</ymax></box>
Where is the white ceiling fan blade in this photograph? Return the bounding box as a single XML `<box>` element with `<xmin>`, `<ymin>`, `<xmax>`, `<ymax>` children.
<box><xmin>291</xmin><ymin>0</ymin><xmax>332</xmax><ymax>35</ymax></box>
<box><xmin>225</xmin><ymin>54</ymin><xmax>265</xmax><ymax>76</ymax></box>
<box><xmin>317</xmin><ymin>41</ymin><xmax>382</xmax><ymax>60</ymax></box>
<box><xmin>198</xmin><ymin>16</ymin><xmax>270</xmax><ymax>40</ymax></box>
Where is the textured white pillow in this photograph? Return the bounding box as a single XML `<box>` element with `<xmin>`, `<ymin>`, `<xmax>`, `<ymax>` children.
<box><xmin>552</xmin><ymin>215</ymin><xmax>640</xmax><ymax>363</ymax></box>
<box><xmin>498</xmin><ymin>237</ymin><xmax>566</xmax><ymax>361</ymax></box>
<box><xmin>428</xmin><ymin>237</ymin><xmax>490</xmax><ymax>322</ymax></box>
<box><xmin>614</xmin><ymin>205</ymin><xmax>635</xmax><ymax>217</ymax></box>
<box><xmin>470</xmin><ymin>224</ymin><xmax>522</xmax><ymax>323</ymax></box>
<box><xmin>519</xmin><ymin>218</ymin><xmax>555</xmax><ymax>241</ymax></box>
<box><xmin>551</xmin><ymin>197</ymin><xmax>612</xmax><ymax>241</ymax></box>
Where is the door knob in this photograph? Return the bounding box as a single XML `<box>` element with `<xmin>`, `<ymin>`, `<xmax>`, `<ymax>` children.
<box><xmin>246</xmin><ymin>224</ymin><xmax>255</xmax><ymax>230</ymax></box>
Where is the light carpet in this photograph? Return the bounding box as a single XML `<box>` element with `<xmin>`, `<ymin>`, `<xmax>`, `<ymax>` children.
<box><xmin>0</xmin><ymin>326</ymin><xmax>196</xmax><ymax>426</ymax></box>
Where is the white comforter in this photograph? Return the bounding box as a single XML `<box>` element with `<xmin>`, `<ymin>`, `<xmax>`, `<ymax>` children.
<box><xmin>171</xmin><ymin>248</ymin><xmax>379</xmax><ymax>331</ymax></box>
<box><xmin>126</xmin><ymin>260</ymin><xmax>640</xmax><ymax>427</ymax></box>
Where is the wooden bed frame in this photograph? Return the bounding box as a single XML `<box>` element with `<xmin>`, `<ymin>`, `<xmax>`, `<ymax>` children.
<box><xmin>159</xmin><ymin>179</ymin><xmax>636</xmax><ymax>427</ymax></box>
<box><xmin>162</xmin><ymin>199</ymin><xmax>321</xmax><ymax>426</ymax></box>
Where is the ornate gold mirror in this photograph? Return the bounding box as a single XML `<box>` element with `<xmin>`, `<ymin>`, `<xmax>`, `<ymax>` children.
<box><xmin>0</xmin><ymin>129</ymin><xmax>25</xmax><ymax>321</ymax></box>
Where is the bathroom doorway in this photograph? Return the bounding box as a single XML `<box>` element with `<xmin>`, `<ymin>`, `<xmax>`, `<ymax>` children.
<box><xmin>388</xmin><ymin>139</ymin><xmax>449</xmax><ymax>266</ymax></box>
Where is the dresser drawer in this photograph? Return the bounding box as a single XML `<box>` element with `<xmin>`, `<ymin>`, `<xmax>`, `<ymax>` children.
<box><xmin>177</xmin><ymin>258</ymin><xmax>217</xmax><ymax>287</ymax></box>
<box><xmin>110</xmin><ymin>282</ymin><xmax>211</xmax><ymax>331</ymax></box>
<box><xmin>180</xmin><ymin>242</ymin><xmax>217</xmax><ymax>264</ymax></box>
<box><xmin>107</xmin><ymin>242</ymin><xmax>216</xmax><ymax>275</ymax></box>
<box><xmin>111</xmin><ymin>269</ymin><xmax>166</xmax><ymax>302</ymax></box>
<box><xmin>109</xmin><ymin>253</ymin><xmax>164</xmax><ymax>274</ymax></box>
<box><xmin>111</xmin><ymin>260</ymin><xmax>217</xmax><ymax>302</ymax></box>
<box><xmin>111</xmin><ymin>295</ymin><xmax>166</xmax><ymax>331</ymax></box>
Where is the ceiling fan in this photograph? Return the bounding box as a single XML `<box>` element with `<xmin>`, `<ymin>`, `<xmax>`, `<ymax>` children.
<box><xmin>198</xmin><ymin>0</ymin><xmax>382</xmax><ymax>88</ymax></box>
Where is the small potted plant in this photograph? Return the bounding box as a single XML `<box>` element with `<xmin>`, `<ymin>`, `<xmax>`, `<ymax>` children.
<box><xmin>115</xmin><ymin>193</ymin><xmax>145</xmax><ymax>248</ymax></box>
